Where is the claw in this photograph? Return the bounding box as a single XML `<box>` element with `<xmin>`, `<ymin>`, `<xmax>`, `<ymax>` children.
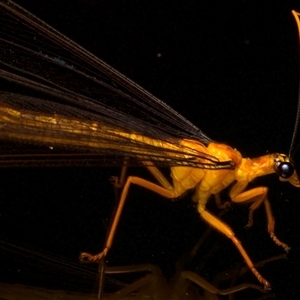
<box><xmin>252</xmin><ymin>267</ymin><xmax>271</xmax><ymax>291</ymax></box>
<box><xmin>79</xmin><ymin>252</ymin><xmax>103</xmax><ymax>262</ymax></box>
<box><xmin>269</xmin><ymin>232</ymin><xmax>290</xmax><ymax>252</ymax></box>
<box><xmin>80</xmin><ymin>248</ymin><xmax>108</xmax><ymax>262</ymax></box>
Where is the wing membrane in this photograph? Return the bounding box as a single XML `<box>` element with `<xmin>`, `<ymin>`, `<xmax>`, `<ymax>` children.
<box><xmin>0</xmin><ymin>0</ymin><xmax>233</xmax><ymax>169</ymax></box>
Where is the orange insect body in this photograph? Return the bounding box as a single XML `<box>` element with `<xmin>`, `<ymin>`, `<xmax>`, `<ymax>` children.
<box><xmin>171</xmin><ymin>142</ymin><xmax>242</xmax><ymax>195</ymax></box>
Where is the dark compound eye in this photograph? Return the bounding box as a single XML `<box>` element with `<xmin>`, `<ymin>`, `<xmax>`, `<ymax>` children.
<box><xmin>276</xmin><ymin>162</ymin><xmax>294</xmax><ymax>178</ymax></box>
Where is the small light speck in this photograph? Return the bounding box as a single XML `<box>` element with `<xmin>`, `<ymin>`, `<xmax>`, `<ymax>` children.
<box><xmin>157</xmin><ymin>53</ymin><xmax>162</xmax><ymax>58</ymax></box>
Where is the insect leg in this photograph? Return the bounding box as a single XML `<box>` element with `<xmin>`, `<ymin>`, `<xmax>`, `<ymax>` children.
<box><xmin>197</xmin><ymin>203</ymin><xmax>271</xmax><ymax>289</ymax></box>
<box><xmin>229</xmin><ymin>183</ymin><xmax>290</xmax><ymax>251</ymax></box>
<box><xmin>80</xmin><ymin>167</ymin><xmax>181</xmax><ymax>262</ymax></box>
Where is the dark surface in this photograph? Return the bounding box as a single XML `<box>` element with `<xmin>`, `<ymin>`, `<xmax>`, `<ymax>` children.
<box><xmin>1</xmin><ymin>0</ymin><xmax>300</xmax><ymax>299</ymax></box>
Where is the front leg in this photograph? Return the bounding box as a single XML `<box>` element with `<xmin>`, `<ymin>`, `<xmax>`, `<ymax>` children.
<box><xmin>229</xmin><ymin>181</ymin><xmax>289</xmax><ymax>252</ymax></box>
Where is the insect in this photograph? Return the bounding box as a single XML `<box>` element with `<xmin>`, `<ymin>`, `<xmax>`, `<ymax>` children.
<box><xmin>0</xmin><ymin>0</ymin><xmax>299</xmax><ymax>292</ymax></box>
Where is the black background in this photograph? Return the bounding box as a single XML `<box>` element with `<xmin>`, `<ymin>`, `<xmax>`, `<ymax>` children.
<box><xmin>1</xmin><ymin>0</ymin><xmax>300</xmax><ymax>299</ymax></box>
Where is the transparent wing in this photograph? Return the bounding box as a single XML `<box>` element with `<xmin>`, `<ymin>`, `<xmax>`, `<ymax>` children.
<box><xmin>0</xmin><ymin>1</ymin><xmax>233</xmax><ymax>169</ymax></box>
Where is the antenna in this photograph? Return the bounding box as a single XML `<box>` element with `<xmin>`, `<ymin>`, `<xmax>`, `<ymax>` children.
<box><xmin>289</xmin><ymin>11</ymin><xmax>300</xmax><ymax>157</ymax></box>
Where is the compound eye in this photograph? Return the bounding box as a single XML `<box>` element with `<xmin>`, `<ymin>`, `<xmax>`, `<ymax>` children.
<box><xmin>276</xmin><ymin>162</ymin><xmax>294</xmax><ymax>178</ymax></box>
